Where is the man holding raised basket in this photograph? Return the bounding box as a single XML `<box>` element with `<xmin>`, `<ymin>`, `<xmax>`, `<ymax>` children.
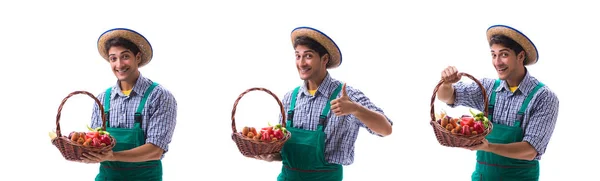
<box><xmin>251</xmin><ymin>26</ymin><xmax>393</xmax><ymax>181</ymax></box>
<box><xmin>79</xmin><ymin>28</ymin><xmax>178</xmax><ymax>181</ymax></box>
<box><xmin>437</xmin><ymin>25</ymin><xmax>560</xmax><ymax>181</ymax></box>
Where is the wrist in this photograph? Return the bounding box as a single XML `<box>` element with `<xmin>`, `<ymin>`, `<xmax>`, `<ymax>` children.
<box><xmin>484</xmin><ymin>143</ymin><xmax>496</xmax><ymax>152</ymax></box>
<box><xmin>441</xmin><ymin>82</ymin><xmax>454</xmax><ymax>87</ymax></box>
<box><xmin>351</xmin><ymin>102</ymin><xmax>364</xmax><ymax>115</ymax></box>
<box><xmin>109</xmin><ymin>152</ymin><xmax>119</xmax><ymax>161</ymax></box>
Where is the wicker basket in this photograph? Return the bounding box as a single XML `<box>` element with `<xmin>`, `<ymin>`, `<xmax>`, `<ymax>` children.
<box><xmin>51</xmin><ymin>91</ymin><xmax>117</xmax><ymax>161</ymax></box>
<box><xmin>430</xmin><ymin>73</ymin><xmax>493</xmax><ymax>147</ymax></box>
<box><xmin>231</xmin><ymin>87</ymin><xmax>292</xmax><ymax>157</ymax></box>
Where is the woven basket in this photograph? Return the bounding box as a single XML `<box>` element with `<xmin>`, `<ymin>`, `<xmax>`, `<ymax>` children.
<box><xmin>231</xmin><ymin>87</ymin><xmax>292</xmax><ymax>157</ymax></box>
<box><xmin>51</xmin><ymin>91</ymin><xmax>117</xmax><ymax>161</ymax></box>
<box><xmin>430</xmin><ymin>73</ymin><xmax>493</xmax><ymax>147</ymax></box>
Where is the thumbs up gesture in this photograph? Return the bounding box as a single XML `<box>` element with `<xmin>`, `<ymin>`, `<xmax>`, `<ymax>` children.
<box><xmin>330</xmin><ymin>83</ymin><xmax>358</xmax><ymax>116</ymax></box>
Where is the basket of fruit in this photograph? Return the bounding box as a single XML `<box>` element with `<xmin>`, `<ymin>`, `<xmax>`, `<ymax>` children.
<box><xmin>231</xmin><ymin>87</ymin><xmax>292</xmax><ymax>157</ymax></box>
<box><xmin>49</xmin><ymin>91</ymin><xmax>117</xmax><ymax>161</ymax></box>
<box><xmin>430</xmin><ymin>73</ymin><xmax>493</xmax><ymax>147</ymax></box>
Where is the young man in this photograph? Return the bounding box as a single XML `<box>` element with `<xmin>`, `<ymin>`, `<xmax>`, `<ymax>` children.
<box><xmin>80</xmin><ymin>28</ymin><xmax>178</xmax><ymax>181</ymax></box>
<box><xmin>437</xmin><ymin>25</ymin><xmax>560</xmax><ymax>181</ymax></box>
<box><xmin>253</xmin><ymin>26</ymin><xmax>393</xmax><ymax>181</ymax></box>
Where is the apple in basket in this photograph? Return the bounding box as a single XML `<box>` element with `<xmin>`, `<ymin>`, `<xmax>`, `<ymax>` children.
<box><xmin>240</xmin><ymin>122</ymin><xmax>288</xmax><ymax>142</ymax></box>
<box><xmin>435</xmin><ymin>109</ymin><xmax>489</xmax><ymax>136</ymax></box>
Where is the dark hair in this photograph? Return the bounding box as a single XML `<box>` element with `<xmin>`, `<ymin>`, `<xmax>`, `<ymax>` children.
<box><xmin>293</xmin><ymin>36</ymin><xmax>329</xmax><ymax>59</ymax></box>
<box><xmin>489</xmin><ymin>34</ymin><xmax>525</xmax><ymax>60</ymax></box>
<box><xmin>104</xmin><ymin>37</ymin><xmax>141</xmax><ymax>56</ymax></box>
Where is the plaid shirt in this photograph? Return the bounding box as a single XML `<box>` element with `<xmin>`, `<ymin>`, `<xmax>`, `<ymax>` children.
<box><xmin>90</xmin><ymin>74</ymin><xmax>178</xmax><ymax>159</ymax></box>
<box><xmin>449</xmin><ymin>69</ymin><xmax>559</xmax><ymax>160</ymax></box>
<box><xmin>278</xmin><ymin>72</ymin><xmax>393</xmax><ymax>165</ymax></box>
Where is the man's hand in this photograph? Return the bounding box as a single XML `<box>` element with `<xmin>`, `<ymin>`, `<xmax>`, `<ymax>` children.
<box><xmin>79</xmin><ymin>151</ymin><xmax>115</xmax><ymax>164</ymax></box>
<box><xmin>463</xmin><ymin>139</ymin><xmax>490</xmax><ymax>151</ymax></box>
<box><xmin>250</xmin><ymin>153</ymin><xmax>281</xmax><ymax>162</ymax></box>
<box><xmin>330</xmin><ymin>83</ymin><xmax>358</xmax><ymax>116</ymax></box>
<box><xmin>441</xmin><ymin>66</ymin><xmax>463</xmax><ymax>84</ymax></box>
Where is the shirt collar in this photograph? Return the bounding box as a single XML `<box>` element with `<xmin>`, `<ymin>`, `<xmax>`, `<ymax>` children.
<box><xmin>495</xmin><ymin>68</ymin><xmax>539</xmax><ymax>96</ymax></box>
<box><xmin>299</xmin><ymin>72</ymin><xmax>340</xmax><ymax>97</ymax></box>
<box><xmin>111</xmin><ymin>73</ymin><xmax>152</xmax><ymax>99</ymax></box>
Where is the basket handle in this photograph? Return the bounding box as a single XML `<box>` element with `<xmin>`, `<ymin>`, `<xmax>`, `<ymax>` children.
<box><xmin>55</xmin><ymin>91</ymin><xmax>106</xmax><ymax>137</ymax></box>
<box><xmin>430</xmin><ymin>72</ymin><xmax>489</xmax><ymax>122</ymax></box>
<box><xmin>231</xmin><ymin>87</ymin><xmax>286</xmax><ymax>133</ymax></box>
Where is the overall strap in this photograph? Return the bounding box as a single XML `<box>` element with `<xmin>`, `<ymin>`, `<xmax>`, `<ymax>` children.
<box><xmin>514</xmin><ymin>82</ymin><xmax>545</xmax><ymax>127</ymax></box>
<box><xmin>103</xmin><ymin>87</ymin><xmax>112</xmax><ymax>126</ymax></box>
<box><xmin>135</xmin><ymin>82</ymin><xmax>159</xmax><ymax>128</ymax></box>
<box><xmin>319</xmin><ymin>83</ymin><xmax>343</xmax><ymax>130</ymax></box>
<box><xmin>286</xmin><ymin>86</ymin><xmax>301</xmax><ymax>127</ymax></box>
<box><xmin>487</xmin><ymin>79</ymin><xmax>501</xmax><ymax>121</ymax></box>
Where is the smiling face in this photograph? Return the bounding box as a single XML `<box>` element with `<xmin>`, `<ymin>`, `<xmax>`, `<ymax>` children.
<box><xmin>295</xmin><ymin>45</ymin><xmax>328</xmax><ymax>81</ymax></box>
<box><xmin>292</xmin><ymin>36</ymin><xmax>330</xmax><ymax>83</ymax></box>
<box><xmin>490</xmin><ymin>43</ymin><xmax>525</xmax><ymax>81</ymax></box>
<box><xmin>108</xmin><ymin>46</ymin><xmax>141</xmax><ymax>83</ymax></box>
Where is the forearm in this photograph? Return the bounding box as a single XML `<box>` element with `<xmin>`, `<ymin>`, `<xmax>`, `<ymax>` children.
<box><xmin>353</xmin><ymin>104</ymin><xmax>392</xmax><ymax>136</ymax></box>
<box><xmin>437</xmin><ymin>83</ymin><xmax>455</xmax><ymax>104</ymax></box>
<box><xmin>485</xmin><ymin>141</ymin><xmax>538</xmax><ymax>161</ymax></box>
<box><xmin>112</xmin><ymin>143</ymin><xmax>164</xmax><ymax>162</ymax></box>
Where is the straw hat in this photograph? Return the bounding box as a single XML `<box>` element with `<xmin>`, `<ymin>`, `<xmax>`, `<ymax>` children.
<box><xmin>291</xmin><ymin>27</ymin><xmax>342</xmax><ymax>69</ymax></box>
<box><xmin>97</xmin><ymin>28</ymin><xmax>153</xmax><ymax>67</ymax></box>
<box><xmin>486</xmin><ymin>25</ymin><xmax>538</xmax><ymax>66</ymax></box>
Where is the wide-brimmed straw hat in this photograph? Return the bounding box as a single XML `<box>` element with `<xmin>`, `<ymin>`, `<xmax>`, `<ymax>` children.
<box><xmin>486</xmin><ymin>25</ymin><xmax>538</xmax><ymax>66</ymax></box>
<box><xmin>97</xmin><ymin>28</ymin><xmax>153</xmax><ymax>67</ymax></box>
<box><xmin>291</xmin><ymin>27</ymin><xmax>342</xmax><ymax>69</ymax></box>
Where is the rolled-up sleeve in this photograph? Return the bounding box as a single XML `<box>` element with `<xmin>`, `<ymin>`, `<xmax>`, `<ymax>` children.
<box><xmin>346</xmin><ymin>86</ymin><xmax>393</xmax><ymax>137</ymax></box>
<box><xmin>522</xmin><ymin>89</ymin><xmax>560</xmax><ymax>159</ymax></box>
<box><xmin>145</xmin><ymin>89</ymin><xmax>178</xmax><ymax>153</ymax></box>
<box><xmin>449</xmin><ymin>78</ymin><xmax>493</xmax><ymax>112</ymax></box>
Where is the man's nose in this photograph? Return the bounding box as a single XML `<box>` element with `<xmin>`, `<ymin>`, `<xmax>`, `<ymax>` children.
<box><xmin>493</xmin><ymin>56</ymin><xmax>501</xmax><ymax>65</ymax></box>
<box><xmin>114</xmin><ymin>59</ymin><xmax>124</xmax><ymax>68</ymax></box>
<box><xmin>299</xmin><ymin>57</ymin><xmax>307</xmax><ymax>64</ymax></box>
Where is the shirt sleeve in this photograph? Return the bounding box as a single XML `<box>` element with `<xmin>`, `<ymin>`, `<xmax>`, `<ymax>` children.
<box><xmin>522</xmin><ymin>89</ymin><xmax>560</xmax><ymax>159</ymax></box>
<box><xmin>278</xmin><ymin>91</ymin><xmax>292</xmax><ymax>125</ymax></box>
<box><xmin>145</xmin><ymin>88</ymin><xmax>178</xmax><ymax>153</ymax></box>
<box><xmin>90</xmin><ymin>92</ymin><xmax>104</xmax><ymax>129</ymax></box>
<box><xmin>448</xmin><ymin>78</ymin><xmax>494</xmax><ymax>112</ymax></box>
<box><xmin>346</xmin><ymin>85</ymin><xmax>393</xmax><ymax>137</ymax></box>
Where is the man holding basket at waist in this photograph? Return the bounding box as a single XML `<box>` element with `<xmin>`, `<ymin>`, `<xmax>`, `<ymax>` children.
<box><xmin>79</xmin><ymin>28</ymin><xmax>178</xmax><ymax>181</ymax></box>
<box><xmin>437</xmin><ymin>25</ymin><xmax>559</xmax><ymax>181</ymax></box>
<box><xmin>252</xmin><ymin>26</ymin><xmax>394</xmax><ymax>181</ymax></box>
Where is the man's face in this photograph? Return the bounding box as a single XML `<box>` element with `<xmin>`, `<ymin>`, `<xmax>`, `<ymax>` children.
<box><xmin>490</xmin><ymin>43</ymin><xmax>525</xmax><ymax>80</ymax></box>
<box><xmin>108</xmin><ymin>46</ymin><xmax>141</xmax><ymax>82</ymax></box>
<box><xmin>295</xmin><ymin>45</ymin><xmax>328</xmax><ymax>81</ymax></box>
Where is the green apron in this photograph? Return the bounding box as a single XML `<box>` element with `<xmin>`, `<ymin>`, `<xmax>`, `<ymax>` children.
<box><xmin>472</xmin><ymin>79</ymin><xmax>545</xmax><ymax>181</ymax></box>
<box><xmin>277</xmin><ymin>83</ymin><xmax>344</xmax><ymax>181</ymax></box>
<box><xmin>95</xmin><ymin>82</ymin><xmax>163</xmax><ymax>181</ymax></box>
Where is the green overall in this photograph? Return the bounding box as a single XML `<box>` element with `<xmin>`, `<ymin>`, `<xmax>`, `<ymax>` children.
<box><xmin>95</xmin><ymin>82</ymin><xmax>163</xmax><ymax>181</ymax></box>
<box><xmin>472</xmin><ymin>79</ymin><xmax>545</xmax><ymax>181</ymax></box>
<box><xmin>277</xmin><ymin>83</ymin><xmax>344</xmax><ymax>181</ymax></box>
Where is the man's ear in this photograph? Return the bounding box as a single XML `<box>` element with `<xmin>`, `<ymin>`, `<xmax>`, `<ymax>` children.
<box><xmin>136</xmin><ymin>52</ymin><xmax>142</xmax><ymax>65</ymax></box>
<box><xmin>518</xmin><ymin>51</ymin><xmax>526</xmax><ymax>64</ymax></box>
<box><xmin>322</xmin><ymin>53</ymin><xmax>330</xmax><ymax>67</ymax></box>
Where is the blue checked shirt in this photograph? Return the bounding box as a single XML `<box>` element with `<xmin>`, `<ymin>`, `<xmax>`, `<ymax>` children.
<box><xmin>90</xmin><ymin>74</ymin><xmax>178</xmax><ymax>159</ymax></box>
<box><xmin>448</xmin><ymin>69</ymin><xmax>559</xmax><ymax>160</ymax></box>
<box><xmin>278</xmin><ymin>73</ymin><xmax>393</xmax><ymax>165</ymax></box>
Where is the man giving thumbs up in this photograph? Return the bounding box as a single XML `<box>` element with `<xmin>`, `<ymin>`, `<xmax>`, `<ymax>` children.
<box><xmin>252</xmin><ymin>27</ymin><xmax>393</xmax><ymax>181</ymax></box>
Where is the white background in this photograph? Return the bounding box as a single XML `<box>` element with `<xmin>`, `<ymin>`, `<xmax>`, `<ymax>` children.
<box><xmin>1</xmin><ymin>0</ymin><xmax>597</xmax><ymax>180</ymax></box>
